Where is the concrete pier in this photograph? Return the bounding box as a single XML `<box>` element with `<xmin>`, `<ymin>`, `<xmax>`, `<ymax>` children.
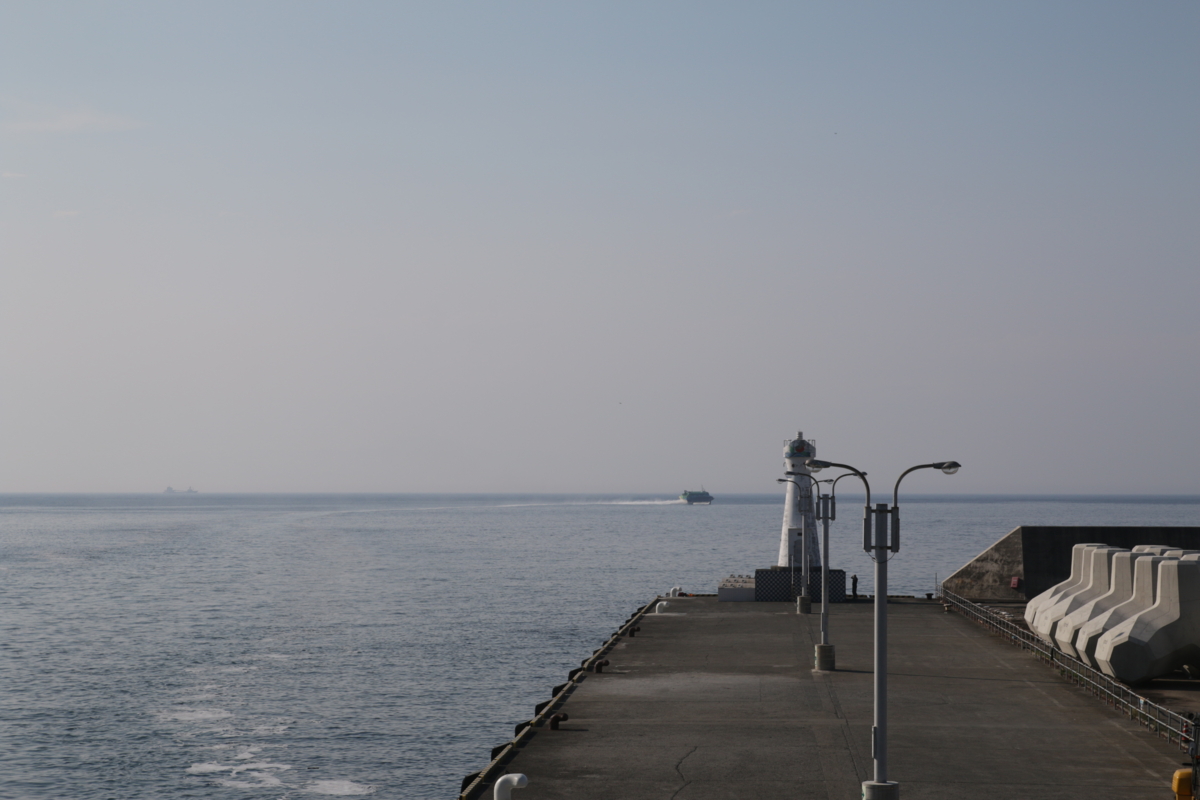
<box><xmin>491</xmin><ymin>595</ymin><xmax>1182</xmax><ymax>799</ymax></box>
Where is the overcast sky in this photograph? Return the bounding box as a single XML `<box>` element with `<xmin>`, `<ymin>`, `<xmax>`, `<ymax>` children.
<box><xmin>1</xmin><ymin>2</ymin><xmax>1197</xmax><ymax>494</ymax></box>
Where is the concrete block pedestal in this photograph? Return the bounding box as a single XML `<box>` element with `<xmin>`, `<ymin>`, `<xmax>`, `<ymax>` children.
<box><xmin>862</xmin><ymin>780</ymin><xmax>899</xmax><ymax>799</ymax></box>
<box><xmin>814</xmin><ymin>643</ymin><xmax>835</xmax><ymax>671</ymax></box>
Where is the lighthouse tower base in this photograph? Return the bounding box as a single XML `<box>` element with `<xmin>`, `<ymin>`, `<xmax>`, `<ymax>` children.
<box><xmin>718</xmin><ymin>567</ymin><xmax>847</xmax><ymax>603</ymax></box>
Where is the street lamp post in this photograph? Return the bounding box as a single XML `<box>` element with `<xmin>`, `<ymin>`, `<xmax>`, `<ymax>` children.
<box><xmin>777</xmin><ymin>475</ymin><xmax>818</xmax><ymax>613</ymax></box>
<box><xmin>806</xmin><ymin>459</ymin><xmax>961</xmax><ymax>800</ymax></box>
<box><xmin>814</xmin><ymin>470</ymin><xmax>864</xmax><ymax>669</ymax></box>
<box><xmin>782</xmin><ymin>472</ymin><xmax>839</xmax><ymax>667</ymax></box>
<box><xmin>813</xmin><ymin>479</ymin><xmax>833</xmax><ymax>657</ymax></box>
<box><xmin>815</xmin><ymin>483</ymin><xmax>833</xmax><ymax>667</ymax></box>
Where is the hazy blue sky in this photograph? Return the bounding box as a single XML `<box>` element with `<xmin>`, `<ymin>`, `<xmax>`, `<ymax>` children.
<box><xmin>1</xmin><ymin>2</ymin><xmax>1197</xmax><ymax>494</ymax></box>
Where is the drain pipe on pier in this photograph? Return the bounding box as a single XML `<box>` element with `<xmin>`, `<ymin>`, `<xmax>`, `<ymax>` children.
<box><xmin>493</xmin><ymin>774</ymin><xmax>527</xmax><ymax>800</ymax></box>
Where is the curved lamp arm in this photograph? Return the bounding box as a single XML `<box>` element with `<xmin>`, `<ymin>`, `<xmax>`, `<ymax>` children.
<box><xmin>782</xmin><ymin>472</ymin><xmax>833</xmax><ymax>512</ymax></box>
<box><xmin>806</xmin><ymin>461</ymin><xmax>870</xmax><ymax>508</ymax></box>
<box><xmin>777</xmin><ymin>476</ymin><xmax>818</xmax><ymax>497</ymax></box>
<box><xmin>809</xmin><ymin>459</ymin><xmax>871</xmax><ymax>553</ymax></box>
<box><xmin>892</xmin><ymin>462</ymin><xmax>961</xmax><ymax>507</ymax></box>
<box><xmin>781</xmin><ymin>472</ymin><xmax>819</xmax><ymax>490</ymax></box>
<box><xmin>830</xmin><ymin>471</ymin><xmax>862</xmax><ymax>496</ymax></box>
<box><xmin>824</xmin><ymin>472</ymin><xmax>861</xmax><ymax>522</ymax></box>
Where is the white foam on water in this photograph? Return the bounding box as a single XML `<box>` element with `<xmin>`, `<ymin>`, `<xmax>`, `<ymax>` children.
<box><xmin>230</xmin><ymin>761</ymin><xmax>291</xmax><ymax>774</ymax></box>
<box><xmin>186</xmin><ymin>763</ymin><xmax>231</xmax><ymax>774</ymax></box>
<box><xmin>188</xmin><ymin>760</ymin><xmax>292</xmax><ymax>789</ymax></box>
<box><xmin>184</xmin><ymin>665</ymin><xmax>258</xmax><ymax>674</ymax></box>
<box><xmin>322</xmin><ymin>505</ymin><xmax>464</xmax><ymax>515</ymax></box>
<box><xmin>251</xmin><ymin>723</ymin><xmax>291</xmax><ymax>735</ymax></box>
<box><xmin>327</xmin><ymin>498</ymin><xmax>684</xmax><ymax>512</ymax></box>
<box><xmin>495</xmin><ymin>502</ymin><xmax>571</xmax><ymax>508</ymax></box>
<box><xmin>496</xmin><ymin>498</ymin><xmax>685</xmax><ymax>508</ymax></box>
<box><xmin>166</xmin><ymin>708</ymin><xmax>233</xmax><ymax>722</ymax></box>
<box><xmin>217</xmin><ymin>772</ymin><xmax>285</xmax><ymax>788</ymax></box>
<box><xmin>305</xmin><ymin>780</ymin><xmax>376</xmax><ymax>795</ymax></box>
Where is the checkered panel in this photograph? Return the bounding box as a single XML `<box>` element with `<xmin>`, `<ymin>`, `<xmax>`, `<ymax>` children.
<box><xmin>754</xmin><ymin>568</ymin><xmax>846</xmax><ymax>603</ymax></box>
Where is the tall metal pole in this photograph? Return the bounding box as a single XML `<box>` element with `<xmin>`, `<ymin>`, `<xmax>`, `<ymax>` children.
<box><xmin>871</xmin><ymin>502</ymin><xmax>892</xmax><ymax>796</ymax></box>
<box><xmin>820</xmin><ymin>494</ymin><xmax>831</xmax><ymax>644</ymax></box>
<box><xmin>813</xmin><ymin>491</ymin><xmax>836</xmax><ymax>670</ymax></box>
<box><xmin>801</xmin><ymin>507</ymin><xmax>811</xmax><ymax>605</ymax></box>
<box><xmin>779</xmin><ymin>469</ymin><xmax>816</xmax><ymax>615</ymax></box>
<box><xmin>810</xmin><ymin>459</ymin><xmax>958</xmax><ymax>800</ymax></box>
<box><xmin>802</xmin><ymin>464</ymin><xmax>868</xmax><ymax>676</ymax></box>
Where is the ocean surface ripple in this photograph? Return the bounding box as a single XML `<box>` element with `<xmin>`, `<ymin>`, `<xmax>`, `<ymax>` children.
<box><xmin>1</xmin><ymin>493</ymin><xmax>1197</xmax><ymax>798</ymax></box>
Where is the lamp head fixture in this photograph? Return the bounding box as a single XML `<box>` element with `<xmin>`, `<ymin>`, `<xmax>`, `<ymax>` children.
<box><xmin>933</xmin><ymin>461</ymin><xmax>961</xmax><ymax>475</ymax></box>
<box><xmin>806</xmin><ymin>459</ymin><xmax>831</xmax><ymax>473</ymax></box>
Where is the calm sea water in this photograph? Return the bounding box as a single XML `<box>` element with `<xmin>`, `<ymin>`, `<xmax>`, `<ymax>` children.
<box><xmin>2</xmin><ymin>493</ymin><xmax>1198</xmax><ymax>799</ymax></box>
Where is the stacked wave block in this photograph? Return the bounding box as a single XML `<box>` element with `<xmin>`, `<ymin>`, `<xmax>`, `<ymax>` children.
<box><xmin>1025</xmin><ymin>542</ymin><xmax>1200</xmax><ymax>684</ymax></box>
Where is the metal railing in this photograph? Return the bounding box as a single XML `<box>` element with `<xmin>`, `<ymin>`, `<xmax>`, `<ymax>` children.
<box><xmin>941</xmin><ymin>587</ymin><xmax>1194</xmax><ymax>751</ymax></box>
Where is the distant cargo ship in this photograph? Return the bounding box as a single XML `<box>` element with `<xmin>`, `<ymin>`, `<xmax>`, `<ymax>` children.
<box><xmin>164</xmin><ymin>487</ymin><xmax>198</xmax><ymax>494</ymax></box>
<box><xmin>680</xmin><ymin>489</ymin><xmax>713</xmax><ymax>505</ymax></box>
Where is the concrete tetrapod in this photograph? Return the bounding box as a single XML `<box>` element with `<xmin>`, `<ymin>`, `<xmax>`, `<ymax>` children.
<box><xmin>1054</xmin><ymin>551</ymin><xmax>1142</xmax><ymax>660</ymax></box>
<box><xmin>1032</xmin><ymin>546</ymin><xmax>1125</xmax><ymax>645</ymax></box>
<box><xmin>1095</xmin><ymin>559</ymin><xmax>1200</xmax><ymax>684</ymax></box>
<box><xmin>1132</xmin><ymin>545</ymin><xmax>1175</xmax><ymax>555</ymax></box>
<box><xmin>1072</xmin><ymin>554</ymin><xmax>1171</xmax><ymax>668</ymax></box>
<box><xmin>1024</xmin><ymin>543</ymin><xmax>1106</xmax><ymax>632</ymax></box>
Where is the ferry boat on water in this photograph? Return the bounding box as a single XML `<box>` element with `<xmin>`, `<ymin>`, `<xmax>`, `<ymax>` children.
<box><xmin>680</xmin><ymin>489</ymin><xmax>713</xmax><ymax>505</ymax></box>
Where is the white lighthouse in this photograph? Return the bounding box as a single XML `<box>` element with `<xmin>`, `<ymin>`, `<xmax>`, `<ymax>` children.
<box><xmin>778</xmin><ymin>432</ymin><xmax>821</xmax><ymax>570</ymax></box>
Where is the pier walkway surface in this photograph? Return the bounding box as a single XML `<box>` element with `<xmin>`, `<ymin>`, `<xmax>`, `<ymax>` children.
<box><xmin>499</xmin><ymin>595</ymin><xmax>1181</xmax><ymax>800</ymax></box>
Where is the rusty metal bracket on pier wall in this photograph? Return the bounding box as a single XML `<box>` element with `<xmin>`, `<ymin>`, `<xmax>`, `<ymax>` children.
<box><xmin>941</xmin><ymin>587</ymin><xmax>1195</xmax><ymax>752</ymax></box>
<box><xmin>457</xmin><ymin>596</ymin><xmax>665</xmax><ymax>800</ymax></box>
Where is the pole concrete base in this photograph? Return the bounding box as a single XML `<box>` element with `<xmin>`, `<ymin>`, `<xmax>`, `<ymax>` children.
<box><xmin>862</xmin><ymin>780</ymin><xmax>899</xmax><ymax>799</ymax></box>
<box><xmin>814</xmin><ymin>643</ymin><xmax>835</xmax><ymax>671</ymax></box>
<box><xmin>798</xmin><ymin>597</ymin><xmax>812</xmax><ymax>614</ymax></box>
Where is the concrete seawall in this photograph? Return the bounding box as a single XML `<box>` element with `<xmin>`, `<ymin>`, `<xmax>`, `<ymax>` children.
<box><xmin>469</xmin><ymin>595</ymin><xmax>1183</xmax><ymax>799</ymax></box>
<box><xmin>943</xmin><ymin>526</ymin><xmax>1200</xmax><ymax>601</ymax></box>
